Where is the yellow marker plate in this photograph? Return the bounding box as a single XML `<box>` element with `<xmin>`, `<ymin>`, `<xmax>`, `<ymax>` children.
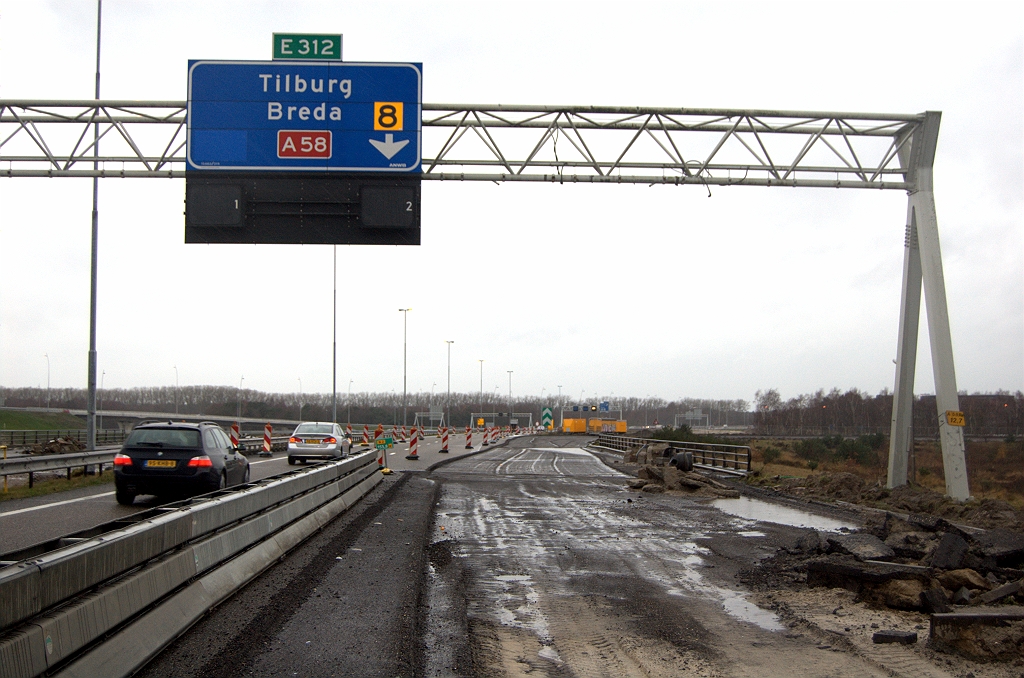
<box><xmin>945</xmin><ymin>410</ymin><xmax>965</xmax><ymax>427</ymax></box>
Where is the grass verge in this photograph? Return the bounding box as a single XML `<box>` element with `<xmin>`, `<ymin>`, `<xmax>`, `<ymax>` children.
<box><xmin>1</xmin><ymin>471</ymin><xmax>113</xmax><ymax>503</ymax></box>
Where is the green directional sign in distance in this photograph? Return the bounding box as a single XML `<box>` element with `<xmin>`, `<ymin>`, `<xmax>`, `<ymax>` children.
<box><xmin>273</xmin><ymin>33</ymin><xmax>342</xmax><ymax>60</ymax></box>
<box><xmin>542</xmin><ymin>407</ymin><xmax>553</xmax><ymax>429</ymax></box>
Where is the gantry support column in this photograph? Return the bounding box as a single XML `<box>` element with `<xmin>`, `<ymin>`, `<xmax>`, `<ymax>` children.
<box><xmin>887</xmin><ymin>111</ymin><xmax>970</xmax><ymax>500</ymax></box>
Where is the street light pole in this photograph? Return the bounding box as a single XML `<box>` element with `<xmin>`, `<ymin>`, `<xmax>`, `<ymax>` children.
<box><xmin>478</xmin><ymin>359</ymin><xmax>484</xmax><ymax>417</ymax></box>
<box><xmin>347</xmin><ymin>379</ymin><xmax>353</xmax><ymax>426</ymax></box>
<box><xmin>332</xmin><ymin>245</ymin><xmax>337</xmax><ymax>424</ymax></box>
<box><xmin>297</xmin><ymin>377</ymin><xmax>303</xmax><ymax>421</ymax></box>
<box><xmin>44</xmin><ymin>354</ymin><xmax>50</xmax><ymax>412</ymax></box>
<box><xmin>558</xmin><ymin>385</ymin><xmax>563</xmax><ymax>429</ymax></box>
<box><xmin>446</xmin><ymin>340</ymin><xmax>454</xmax><ymax>427</ymax></box>
<box><xmin>86</xmin><ymin>0</ymin><xmax>102</xmax><ymax>452</ymax></box>
<box><xmin>173</xmin><ymin>365</ymin><xmax>178</xmax><ymax>415</ymax></box>
<box><xmin>507</xmin><ymin>370</ymin><xmax>513</xmax><ymax>426</ymax></box>
<box><xmin>237</xmin><ymin>375</ymin><xmax>244</xmax><ymax>421</ymax></box>
<box><xmin>398</xmin><ymin>308</ymin><xmax>410</xmax><ymax>426</ymax></box>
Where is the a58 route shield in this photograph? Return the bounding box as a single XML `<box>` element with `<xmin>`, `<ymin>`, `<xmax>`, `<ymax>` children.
<box><xmin>187</xmin><ymin>60</ymin><xmax>422</xmax><ymax>173</ymax></box>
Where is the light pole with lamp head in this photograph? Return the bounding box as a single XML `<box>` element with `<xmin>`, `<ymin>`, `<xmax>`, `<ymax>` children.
<box><xmin>297</xmin><ymin>377</ymin><xmax>302</xmax><ymax>421</ymax></box>
<box><xmin>478</xmin><ymin>359</ymin><xmax>484</xmax><ymax>417</ymax></box>
<box><xmin>173</xmin><ymin>365</ymin><xmax>178</xmax><ymax>415</ymax></box>
<box><xmin>398</xmin><ymin>308</ymin><xmax>411</xmax><ymax>426</ymax></box>
<box><xmin>347</xmin><ymin>379</ymin><xmax>353</xmax><ymax>426</ymax></box>
<box><xmin>236</xmin><ymin>376</ymin><xmax>244</xmax><ymax>421</ymax></box>
<box><xmin>507</xmin><ymin>371</ymin><xmax>513</xmax><ymax>428</ymax></box>
<box><xmin>445</xmin><ymin>340</ymin><xmax>454</xmax><ymax>428</ymax></box>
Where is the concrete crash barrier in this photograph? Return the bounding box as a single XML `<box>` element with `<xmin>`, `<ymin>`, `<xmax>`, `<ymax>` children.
<box><xmin>0</xmin><ymin>454</ymin><xmax>379</xmax><ymax>678</ymax></box>
<box><xmin>54</xmin><ymin>471</ymin><xmax>382</xmax><ymax>678</ymax></box>
<box><xmin>0</xmin><ymin>452</ymin><xmax>373</xmax><ymax>632</ymax></box>
<box><xmin>929</xmin><ymin>607</ymin><xmax>1024</xmax><ymax>661</ymax></box>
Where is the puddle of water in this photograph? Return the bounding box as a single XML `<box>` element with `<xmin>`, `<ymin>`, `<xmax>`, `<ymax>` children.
<box><xmin>720</xmin><ymin>589</ymin><xmax>786</xmax><ymax>631</ymax></box>
<box><xmin>538</xmin><ymin>646</ymin><xmax>562</xmax><ymax>663</ymax></box>
<box><xmin>738</xmin><ymin>531</ymin><xmax>766</xmax><ymax>538</ymax></box>
<box><xmin>712</xmin><ymin>496</ymin><xmax>854</xmax><ymax>532</ymax></box>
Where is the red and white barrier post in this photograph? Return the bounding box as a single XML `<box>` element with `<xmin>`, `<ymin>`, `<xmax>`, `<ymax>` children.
<box><xmin>260</xmin><ymin>423</ymin><xmax>272</xmax><ymax>456</ymax></box>
<box><xmin>440</xmin><ymin>426</ymin><xmax>449</xmax><ymax>453</ymax></box>
<box><xmin>230</xmin><ymin>423</ymin><xmax>240</xmax><ymax>448</ymax></box>
<box><xmin>400</xmin><ymin>426</ymin><xmax>408</xmax><ymax>442</ymax></box>
<box><xmin>482</xmin><ymin>427</ymin><xmax>489</xmax><ymax>446</ymax></box>
<box><xmin>346</xmin><ymin>423</ymin><xmax>352</xmax><ymax>438</ymax></box>
<box><xmin>465</xmin><ymin>426</ymin><xmax>473</xmax><ymax>449</ymax></box>
<box><xmin>406</xmin><ymin>426</ymin><xmax>419</xmax><ymax>460</ymax></box>
<box><xmin>362</xmin><ymin>425</ymin><xmax>370</xmax><ymax>446</ymax></box>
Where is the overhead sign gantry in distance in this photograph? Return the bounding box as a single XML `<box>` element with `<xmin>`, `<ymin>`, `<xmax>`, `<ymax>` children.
<box><xmin>185</xmin><ymin>53</ymin><xmax>422</xmax><ymax>245</ymax></box>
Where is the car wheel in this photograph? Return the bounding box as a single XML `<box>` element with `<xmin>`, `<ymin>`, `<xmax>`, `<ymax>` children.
<box><xmin>219</xmin><ymin>472</ymin><xmax>227</xmax><ymax>490</ymax></box>
<box><xmin>115</xmin><ymin>486</ymin><xmax>136</xmax><ymax>506</ymax></box>
<box><xmin>243</xmin><ymin>465</ymin><xmax>251</xmax><ymax>483</ymax></box>
<box><xmin>288</xmin><ymin>456</ymin><xmax>296</xmax><ymax>466</ymax></box>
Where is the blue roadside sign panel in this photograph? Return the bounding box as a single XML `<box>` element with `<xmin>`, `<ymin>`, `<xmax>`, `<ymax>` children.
<box><xmin>187</xmin><ymin>60</ymin><xmax>421</xmax><ymax>172</ymax></box>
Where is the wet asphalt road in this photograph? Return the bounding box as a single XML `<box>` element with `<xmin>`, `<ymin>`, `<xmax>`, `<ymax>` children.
<box><xmin>424</xmin><ymin>437</ymin><xmax>892</xmax><ymax>677</ymax></box>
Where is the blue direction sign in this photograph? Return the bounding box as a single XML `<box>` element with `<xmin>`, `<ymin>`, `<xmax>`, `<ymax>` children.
<box><xmin>187</xmin><ymin>60</ymin><xmax>421</xmax><ymax>172</ymax></box>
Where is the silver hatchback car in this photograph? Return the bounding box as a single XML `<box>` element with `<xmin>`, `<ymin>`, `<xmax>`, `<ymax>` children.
<box><xmin>287</xmin><ymin>422</ymin><xmax>351</xmax><ymax>465</ymax></box>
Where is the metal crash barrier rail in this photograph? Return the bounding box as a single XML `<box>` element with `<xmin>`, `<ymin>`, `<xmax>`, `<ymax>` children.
<box><xmin>0</xmin><ymin>437</ymin><xmax>290</xmax><ymax>489</ymax></box>
<box><xmin>0</xmin><ymin>450</ymin><xmax>382</xmax><ymax>678</ymax></box>
<box><xmin>590</xmin><ymin>433</ymin><xmax>752</xmax><ymax>476</ymax></box>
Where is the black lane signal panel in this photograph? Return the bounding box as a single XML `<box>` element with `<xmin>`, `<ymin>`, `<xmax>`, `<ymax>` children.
<box><xmin>185</xmin><ymin>174</ymin><xmax>420</xmax><ymax>245</ymax></box>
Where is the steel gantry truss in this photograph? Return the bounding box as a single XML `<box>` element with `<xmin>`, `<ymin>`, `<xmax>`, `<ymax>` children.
<box><xmin>0</xmin><ymin>100</ymin><xmax>968</xmax><ymax>498</ymax></box>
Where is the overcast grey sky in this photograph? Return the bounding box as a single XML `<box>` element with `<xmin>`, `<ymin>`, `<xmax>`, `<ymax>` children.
<box><xmin>0</xmin><ymin>0</ymin><xmax>1021</xmax><ymax>406</ymax></box>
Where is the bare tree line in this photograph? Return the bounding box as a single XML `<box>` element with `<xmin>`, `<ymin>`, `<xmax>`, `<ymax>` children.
<box><xmin>0</xmin><ymin>386</ymin><xmax>750</xmax><ymax>429</ymax></box>
<box><xmin>753</xmin><ymin>388</ymin><xmax>1023</xmax><ymax>438</ymax></box>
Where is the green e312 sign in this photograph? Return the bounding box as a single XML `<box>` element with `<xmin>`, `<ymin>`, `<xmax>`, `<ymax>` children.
<box><xmin>273</xmin><ymin>33</ymin><xmax>342</xmax><ymax>60</ymax></box>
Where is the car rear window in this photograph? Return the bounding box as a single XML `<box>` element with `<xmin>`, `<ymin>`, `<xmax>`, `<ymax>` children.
<box><xmin>295</xmin><ymin>424</ymin><xmax>333</xmax><ymax>435</ymax></box>
<box><xmin>126</xmin><ymin>428</ymin><xmax>201</xmax><ymax>448</ymax></box>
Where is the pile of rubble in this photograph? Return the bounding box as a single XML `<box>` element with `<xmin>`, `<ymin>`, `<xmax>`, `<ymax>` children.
<box><xmin>31</xmin><ymin>437</ymin><xmax>86</xmax><ymax>455</ymax></box>
<box><xmin>742</xmin><ymin>512</ymin><xmax>1024</xmax><ymax>660</ymax></box>
<box><xmin>622</xmin><ymin>441</ymin><xmax>739</xmax><ymax>498</ymax></box>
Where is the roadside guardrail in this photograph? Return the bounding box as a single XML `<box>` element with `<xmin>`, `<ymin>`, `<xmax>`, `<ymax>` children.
<box><xmin>589</xmin><ymin>433</ymin><xmax>752</xmax><ymax>476</ymax></box>
<box><xmin>0</xmin><ymin>429</ymin><xmax>127</xmax><ymax>447</ymax></box>
<box><xmin>0</xmin><ymin>437</ymin><xmax>290</xmax><ymax>490</ymax></box>
<box><xmin>0</xmin><ymin>450</ymin><xmax>382</xmax><ymax>678</ymax></box>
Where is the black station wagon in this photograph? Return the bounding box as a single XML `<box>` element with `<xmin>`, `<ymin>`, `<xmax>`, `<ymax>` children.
<box><xmin>113</xmin><ymin>421</ymin><xmax>250</xmax><ymax>505</ymax></box>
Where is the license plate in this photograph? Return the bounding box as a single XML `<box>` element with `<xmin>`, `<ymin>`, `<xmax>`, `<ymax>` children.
<box><xmin>145</xmin><ymin>459</ymin><xmax>177</xmax><ymax>468</ymax></box>
<box><xmin>304</xmin><ymin>439</ymin><xmax>322</xmax><ymax>445</ymax></box>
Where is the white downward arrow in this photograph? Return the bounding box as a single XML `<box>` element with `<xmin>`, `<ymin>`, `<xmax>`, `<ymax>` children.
<box><xmin>369</xmin><ymin>133</ymin><xmax>410</xmax><ymax>160</ymax></box>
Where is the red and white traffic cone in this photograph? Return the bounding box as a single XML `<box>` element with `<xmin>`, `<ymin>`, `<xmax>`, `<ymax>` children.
<box><xmin>362</xmin><ymin>425</ymin><xmax>370</xmax><ymax>446</ymax></box>
<box><xmin>230</xmin><ymin>423</ymin><xmax>240</xmax><ymax>448</ymax></box>
<box><xmin>465</xmin><ymin>426</ymin><xmax>473</xmax><ymax>449</ymax></box>
<box><xmin>440</xmin><ymin>426</ymin><xmax>449</xmax><ymax>453</ymax></box>
<box><xmin>406</xmin><ymin>426</ymin><xmax>419</xmax><ymax>460</ymax></box>
<box><xmin>261</xmin><ymin>423</ymin><xmax>273</xmax><ymax>457</ymax></box>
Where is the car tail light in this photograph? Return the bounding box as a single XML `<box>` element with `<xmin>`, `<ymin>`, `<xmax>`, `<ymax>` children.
<box><xmin>113</xmin><ymin>453</ymin><xmax>132</xmax><ymax>466</ymax></box>
<box><xmin>289</xmin><ymin>437</ymin><xmax>300</xmax><ymax>444</ymax></box>
<box><xmin>187</xmin><ymin>455</ymin><xmax>213</xmax><ymax>467</ymax></box>
<box><xmin>325</xmin><ymin>437</ymin><xmax>337</xmax><ymax>444</ymax></box>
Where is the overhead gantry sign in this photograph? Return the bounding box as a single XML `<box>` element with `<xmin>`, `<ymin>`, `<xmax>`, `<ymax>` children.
<box><xmin>0</xmin><ymin>100</ymin><xmax>969</xmax><ymax>498</ymax></box>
